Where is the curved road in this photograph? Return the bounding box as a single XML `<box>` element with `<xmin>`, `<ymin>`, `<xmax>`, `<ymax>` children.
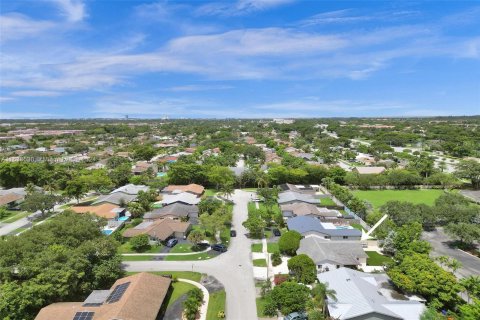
<box><xmin>123</xmin><ymin>190</ymin><xmax>258</xmax><ymax>320</ymax></box>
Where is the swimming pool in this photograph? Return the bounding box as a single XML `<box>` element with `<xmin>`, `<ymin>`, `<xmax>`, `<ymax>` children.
<box><xmin>102</xmin><ymin>230</ymin><xmax>113</xmax><ymax>235</ymax></box>
<box><xmin>117</xmin><ymin>216</ymin><xmax>129</xmax><ymax>221</ymax></box>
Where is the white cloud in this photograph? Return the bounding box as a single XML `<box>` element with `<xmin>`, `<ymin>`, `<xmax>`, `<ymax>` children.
<box><xmin>0</xmin><ymin>97</ymin><xmax>15</xmax><ymax>102</ymax></box>
<box><xmin>0</xmin><ymin>13</ymin><xmax>55</xmax><ymax>42</ymax></box>
<box><xmin>0</xmin><ymin>112</ymin><xmax>59</xmax><ymax>119</ymax></box>
<box><xmin>11</xmin><ymin>90</ymin><xmax>62</xmax><ymax>97</ymax></box>
<box><xmin>48</xmin><ymin>0</ymin><xmax>86</xmax><ymax>22</ymax></box>
<box><xmin>165</xmin><ymin>84</ymin><xmax>234</xmax><ymax>92</ymax></box>
<box><xmin>196</xmin><ymin>0</ymin><xmax>294</xmax><ymax>16</ymax></box>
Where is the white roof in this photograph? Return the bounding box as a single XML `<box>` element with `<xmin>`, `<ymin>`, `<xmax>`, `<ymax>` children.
<box><xmin>111</xmin><ymin>184</ymin><xmax>149</xmax><ymax>195</ymax></box>
<box><xmin>161</xmin><ymin>192</ymin><xmax>200</xmax><ymax>206</ymax></box>
<box><xmin>317</xmin><ymin>268</ymin><xmax>425</xmax><ymax>320</ymax></box>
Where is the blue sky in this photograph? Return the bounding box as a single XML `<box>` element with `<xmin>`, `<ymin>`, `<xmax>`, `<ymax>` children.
<box><xmin>0</xmin><ymin>0</ymin><xmax>479</xmax><ymax>119</ymax></box>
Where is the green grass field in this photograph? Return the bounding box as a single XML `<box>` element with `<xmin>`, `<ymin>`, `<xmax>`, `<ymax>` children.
<box><xmin>251</xmin><ymin>243</ymin><xmax>263</xmax><ymax>252</ymax></box>
<box><xmin>206</xmin><ymin>290</ymin><xmax>226</xmax><ymax>320</ymax></box>
<box><xmin>319</xmin><ymin>197</ymin><xmax>336</xmax><ymax>206</ymax></box>
<box><xmin>0</xmin><ymin>211</ymin><xmax>30</xmax><ymax>223</ymax></box>
<box><xmin>267</xmin><ymin>242</ymin><xmax>279</xmax><ymax>253</ymax></box>
<box><xmin>365</xmin><ymin>251</ymin><xmax>393</xmax><ymax>266</ymax></box>
<box><xmin>121</xmin><ymin>255</ymin><xmax>154</xmax><ymax>261</ymax></box>
<box><xmin>253</xmin><ymin>259</ymin><xmax>267</xmax><ymax>267</ymax></box>
<box><xmin>169</xmin><ymin>243</ymin><xmax>195</xmax><ymax>253</ymax></box>
<box><xmin>118</xmin><ymin>242</ymin><xmax>163</xmax><ymax>254</ymax></box>
<box><xmin>164</xmin><ymin>252</ymin><xmax>214</xmax><ymax>261</ymax></box>
<box><xmin>166</xmin><ymin>281</ymin><xmax>197</xmax><ymax>308</ymax></box>
<box><xmin>352</xmin><ymin>189</ymin><xmax>444</xmax><ymax>210</ymax></box>
<box><xmin>256</xmin><ymin>297</ymin><xmax>268</xmax><ymax>317</ymax></box>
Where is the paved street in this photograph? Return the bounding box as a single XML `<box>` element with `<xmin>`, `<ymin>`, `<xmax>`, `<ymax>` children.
<box><xmin>123</xmin><ymin>190</ymin><xmax>258</xmax><ymax>320</ymax></box>
<box><xmin>0</xmin><ymin>216</ymin><xmax>31</xmax><ymax>236</ymax></box>
<box><xmin>423</xmin><ymin>227</ymin><xmax>480</xmax><ymax>278</ymax></box>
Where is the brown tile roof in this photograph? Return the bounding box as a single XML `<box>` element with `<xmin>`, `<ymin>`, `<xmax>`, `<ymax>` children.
<box><xmin>35</xmin><ymin>272</ymin><xmax>171</xmax><ymax>320</ymax></box>
<box><xmin>280</xmin><ymin>203</ymin><xmax>320</xmax><ymax>216</ymax></box>
<box><xmin>122</xmin><ymin>219</ymin><xmax>190</xmax><ymax>241</ymax></box>
<box><xmin>0</xmin><ymin>193</ymin><xmax>23</xmax><ymax>206</ymax></box>
<box><xmin>70</xmin><ymin>203</ymin><xmax>120</xmax><ymax>219</ymax></box>
<box><xmin>354</xmin><ymin>166</ymin><xmax>386</xmax><ymax>174</ymax></box>
<box><xmin>162</xmin><ymin>183</ymin><xmax>204</xmax><ymax>195</ymax></box>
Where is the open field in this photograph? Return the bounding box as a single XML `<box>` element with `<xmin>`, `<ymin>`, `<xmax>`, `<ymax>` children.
<box><xmin>352</xmin><ymin>189</ymin><xmax>444</xmax><ymax>210</ymax></box>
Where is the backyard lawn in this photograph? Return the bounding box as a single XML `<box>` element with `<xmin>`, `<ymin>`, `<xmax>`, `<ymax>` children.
<box><xmin>319</xmin><ymin>197</ymin><xmax>336</xmax><ymax>206</ymax></box>
<box><xmin>352</xmin><ymin>189</ymin><xmax>444</xmax><ymax>210</ymax></box>
<box><xmin>206</xmin><ymin>290</ymin><xmax>226</xmax><ymax>320</ymax></box>
<box><xmin>251</xmin><ymin>243</ymin><xmax>263</xmax><ymax>253</ymax></box>
<box><xmin>204</xmin><ymin>189</ymin><xmax>218</xmax><ymax>197</ymax></box>
<box><xmin>366</xmin><ymin>251</ymin><xmax>393</xmax><ymax>266</ymax></box>
<box><xmin>253</xmin><ymin>259</ymin><xmax>267</xmax><ymax>267</ymax></box>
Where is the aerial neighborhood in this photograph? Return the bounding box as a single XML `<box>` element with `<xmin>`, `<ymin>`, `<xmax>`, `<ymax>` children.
<box><xmin>0</xmin><ymin>117</ymin><xmax>479</xmax><ymax>320</ymax></box>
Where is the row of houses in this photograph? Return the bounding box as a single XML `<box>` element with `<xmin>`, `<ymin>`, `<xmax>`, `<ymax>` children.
<box><xmin>274</xmin><ymin>184</ymin><xmax>426</xmax><ymax>319</ymax></box>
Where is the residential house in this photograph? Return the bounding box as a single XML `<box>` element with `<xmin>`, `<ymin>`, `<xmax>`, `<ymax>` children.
<box><xmin>162</xmin><ymin>184</ymin><xmax>204</xmax><ymax>196</ymax></box>
<box><xmin>143</xmin><ymin>203</ymin><xmax>199</xmax><ymax>222</ymax></box>
<box><xmin>317</xmin><ymin>268</ymin><xmax>425</xmax><ymax>320</ymax></box>
<box><xmin>287</xmin><ymin>216</ymin><xmax>362</xmax><ymax>240</ymax></box>
<box><xmin>279</xmin><ymin>183</ymin><xmax>321</xmax><ymax>195</ymax></box>
<box><xmin>353</xmin><ymin>166</ymin><xmax>386</xmax><ymax>175</ymax></box>
<box><xmin>123</xmin><ymin>219</ymin><xmax>191</xmax><ymax>241</ymax></box>
<box><xmin>277</xmin><ymin>191</ymin><xmax>321</xmax><ymax>205</ymax></box>
<box><xmin>281</xmin><ymin>203</ymin><xmax>340</xmax><ymax>219</ymax></box>
<box><xmin>71</xmin><ymin>203</ymin><xmax>127</xmax><ymax>220</ymax></box>
<box><xmin>92</xmin><ymin>184</ymin><xmax>149</xmax><ymax>206</ymax></box>
<box><xmin>35</xmin><ymin>273</ymin><xmax>171</xmax><ymax>320</ymax></box>
<box><xmin>161</xmin><ymin>192</ymin><xmax>201</xmax><ymax>206</ymax></box>
<box><xmin>0</xmin><ymin>193</ymin><xmax>23</xmax><ymax>209</ymax></box>
<box><xmin>132</xmin><ymin>161</ymin><xmax>158</xmax><ymax>176</ymax></box>
<box><xmin>297</xmin><ymin>237</ymin><xmax>367</xmax><ymax>271</ymax></box>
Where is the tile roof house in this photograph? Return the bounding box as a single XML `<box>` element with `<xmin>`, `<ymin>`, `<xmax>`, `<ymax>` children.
<box><xmin>0</xmin><ymin>192</ymin><xmax>24</xmax><ymax>208</ymax></box>
<box><xmin>122</xmin><ymin>219</ymin><xmax>191</xmax><ymax>241</ymax></box>
<box><xmin>353</xmin><ymin>166</ymin><xmax>386</xmax><ymax>175</ymax></box>
<box><xmin>132</xmin><ymin>161</ymin><xmax>158</xmax><ymax>176</ymax></box>
<box><xmin>161</xmin><ymin>192</ymin><xmax>201</xmax><ymax>206</ymax></box>
<box><xmin>287</xmin><ymin>216</ymin><xmax>361</xmax><ymax>240</ymax></box>
<box><xmin>162</xmin><ymin>184</ymin><xmax>205</xmax><ymax>196</ymax></box>
<box><xmin>278</xmin><ymin>191</ymin><xmax>321</xmax><ymax>205</ymax></box>
<box><xmin>71</xmin><ymin>204</ymin><xmax>126</xmax><ymax>220</ymax></box>
<box><xmin>143</xmin><ymin>203</ymin><xmax>199</xmax><ymax>221</ymax></box>
<box><xmin>35</xmin><ymin>272</ymin><xmax>171</xmax><ymax>320</ymax></box>
<box><xmin>317</xmin><ymin>268</ymin><xmax>425</xmax><ymax>320</ymax></box>
<box><xmin>298</xmin><ymin>237</ymin><xmax>367</xmax><ymax>271</ymax></box>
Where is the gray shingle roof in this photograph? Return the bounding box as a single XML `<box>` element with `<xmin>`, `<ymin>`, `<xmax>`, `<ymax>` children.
<box><xmin>298</xmin><ymin>238</ymin><xmax>367</xmax><ymax>266</ymax></box>
<box><xmin>287</xmin><ymin>216</ymin><xmax>361</xmax><ymax>237</ymax></box>
<box><xmin>143</xmin><ymin>203</ymin><xmax>199</xmax><ymax>219</ymax></box>
<box><xmin>317</xmin><ymin>268</ymin><xmax>425</xmax><ymax>320</ymax></box>
<box><xmin>278</xmin><ymin>191</ymin><xmax>320</xmax><ymax>204</ymax></box>
<box><xmin>92</xmin><ymin>192</ymin><xmax>137</xmax><ymax>206</ymax></box>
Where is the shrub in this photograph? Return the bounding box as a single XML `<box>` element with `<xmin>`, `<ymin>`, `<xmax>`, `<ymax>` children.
<box><xmin>129</xmin><ymin>234</ymin><xmax>150</xmax><ymax>252</ymax></box>
<box><xmin>273</xmin><ymin>274</ymin><xmax>289</xmax><ymax>286</ymax></box>
<box><xmin>271</xmin><ymin>252</ymin><xmax>282</xmax><ymax>266</ymax></box>
<box><xmin>217</xmin><ymin>310</ymin><xmax>225</xmax><ymax>318</ymax></box>
<box><xmin>183</xmin><ymin>288</ymin><xmax>204</xmax><ymax>320</ymax></box>
<box><xmin>278</xmin><ymin>231</ymin><xmax>302</xmax><ymax>256</ymax></box>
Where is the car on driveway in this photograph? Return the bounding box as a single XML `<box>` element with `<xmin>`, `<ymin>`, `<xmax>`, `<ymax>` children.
<box><xmin>166</xmin><ymin>238</ymin><xmax>178</xmax><ymax>248</ymax></box>
<box><xmin>273</xmin><ymin>228</ymin><xmax>281</xmax><ymax>236</ymax></box>
<box><xmin>284</xmin><ymin>311</ymin><xmax>307</xmax><ymax>320</ymax></box>
<box><xmin>211</xmin><ymin>243</ymin><xmax>228</xmax><ymax>252</ymax></box>
<box><xmin>230</xmin><ymin>229</ymin><xmax>237</xmax><ymax>237</ymax></box>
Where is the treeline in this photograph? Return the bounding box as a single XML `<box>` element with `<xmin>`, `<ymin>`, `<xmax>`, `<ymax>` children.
<box><xmin>0</xmin><ymin>212</ymin><xmax>123</xmax><ymax>320</ymax></box>
<box><xmin>322</xmin><ymin>177</ymin><xmax>368</xmax><ymax>219</ymax></box>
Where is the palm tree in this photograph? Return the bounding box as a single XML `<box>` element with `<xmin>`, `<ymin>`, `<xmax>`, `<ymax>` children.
<box><xmin>312</xmin><ymin>282</ymin><xmax>337</xmax><ymax>314</ymax></box>
<box><xmin>460</xmin><ymin>276</ymin><xmax>480</xmax><ymax>303</ymax></box>
<box><xmin>219</xmin><ymin>183</ymin><xmax>234</xmax><ymax>199</ymax></box>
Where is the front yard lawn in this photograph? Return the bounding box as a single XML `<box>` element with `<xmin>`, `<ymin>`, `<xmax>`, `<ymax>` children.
<box><xmin>251</xmin><ymin>243</ymin><xmax>263</xmax><ymax>252</ymax></box>
<box><xmin>206</xmin><ymin>290</ymin><xmax>226</xmax><ymax>320</ymax></box>
<box><xmin>366</xmin><ymin>251</ymin><xmax>393</xmax><ymax>266</ymax></box>
<box><xmin>166</xmin><ymin>281</ymin><xmax>197</xmax><ymax>308</ymax></box>
<box><xmin>0</xmin><ymin>211</ymin><xmax>30</xmax><ymax>223</ymax></box>
<box><xmin>267</xmin><ymin>242</ymin><xmax>279</xmax><ymax>253</ymax></box>
<box><xmin>164</xmin><ymin>252</ymin><xmax>214</xmax><ymax>261</ymax></box>
<box><xmin>253</xmin><ymin>259</ymin><xmax>267</xmax><ymax>267</ymax></box>
<box><xmin>121</xmin><ymin>255</ymin><xmax>154</xmax><ymax>261</ymax></box>
<box><xmin>169</xmin><ymin>243</ymin><xmax>195</xmax><ymax>253</ymax></box>
<box><xmin>256</xmin><ymin>297</ymin><xmax>269</xmax><ymax>317</ymax></box>
<box><xmin>118</xmin><ymin>242</ymin><xmax>163</xmax><ymax>254</ymax></box>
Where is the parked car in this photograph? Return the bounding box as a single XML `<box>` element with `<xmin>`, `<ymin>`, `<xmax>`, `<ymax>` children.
<box><xmin>166</xmin><ymin>238</ymin><xmax>178</xmax><ymax>248</ymax></box>
<box><xmin>230</xmin><ymin>229</ymin><xmax>237</xmax><ymax>237</ymax></box>
<box><xmin>273</xmin><ymin>228</ymin><xmax>281</xmax><ymax>236</ymax></box>
<box><xmin>211</xmin><ymin>243</ymin><xmax>227</xmax><ymax>252</ymax></box>
<box><xmin>284</xmin><ymin>311</ymin><xmax>308</xmax><ymax>320</ymax></box>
